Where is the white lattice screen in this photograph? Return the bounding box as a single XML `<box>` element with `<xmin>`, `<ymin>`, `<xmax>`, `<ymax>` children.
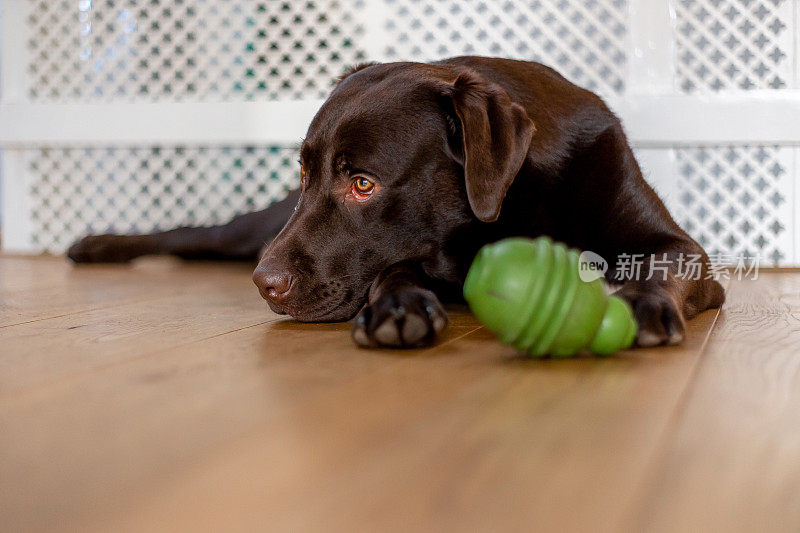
<box><xmin>1</xmin><ymin>0</ymin><xmax>799</xmax><ymax>265</ymax></box>
<box><xmin>376</xmin><ymin>0</ymin><xmax>629</xmax><ymax>95</ymax></box>
<box><xmin>27</xmin><ymin>0</ymin><xmax>368</xmax><ymax>102</ymax></box>
<box><xmin>675</xmin><ymin>0</ymin><xmax>793</xmax><ymax>92</ymax></box>
<box><xmin>24</xmin><ymin>146</ymin><xmax>298</xmax><ymax>250</ymax></box>
<box><xmin>673</xmin><ymin>145</ymin><xmax>794</xmax><ymax>264</ymax></box>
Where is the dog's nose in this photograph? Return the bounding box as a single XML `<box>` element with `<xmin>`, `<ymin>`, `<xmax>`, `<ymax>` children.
<box><xmin>253</xmin><ymin>266</ymin><xmax>294</xmax><ymax>306</ymax></box>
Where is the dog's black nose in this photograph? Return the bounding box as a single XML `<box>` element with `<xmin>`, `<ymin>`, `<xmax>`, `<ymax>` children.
<box><xmin>253</xmin><ymin>266</ymin><xmax>294</xmax><ymax>307</ymax></box>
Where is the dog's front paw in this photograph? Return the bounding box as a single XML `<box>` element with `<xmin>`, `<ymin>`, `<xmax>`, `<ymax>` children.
<box><xmin>351</xmin><ymin>287</ymin><xmax>448</xmax><ymax>348</ymax></box>
<box><xmin>617</xmin><ymin>285</ymin><xmax>686</xmax><ymax>347</ymax></box>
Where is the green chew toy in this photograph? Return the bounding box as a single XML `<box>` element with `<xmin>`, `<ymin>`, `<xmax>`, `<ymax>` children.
<box><xmin>463</xmin><ymin>236</ymin><xmax>637</xmax><ymax>357</ymax></box>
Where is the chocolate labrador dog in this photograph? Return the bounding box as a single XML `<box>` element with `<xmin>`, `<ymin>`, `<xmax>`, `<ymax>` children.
<box><xmin>69</xmin><ymin>56</ymin><xmax>725</xmax><ymax>349</ymax></box>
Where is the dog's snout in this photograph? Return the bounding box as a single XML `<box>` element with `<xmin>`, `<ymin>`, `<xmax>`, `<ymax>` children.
<box><xmin>253</xmin><ymin>265</ymin><xmax>294</xmax><ymax>307</ymax></box>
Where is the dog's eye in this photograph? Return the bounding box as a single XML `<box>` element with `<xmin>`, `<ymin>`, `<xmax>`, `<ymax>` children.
<box><xmin>300</xmin><ymin>166</ymin><xmax>307</xmax><ymax>188</ymax></box>
<box><xmin>351</xmin><ymin>176</ymin><xmax>375</xmax><ymax>198</ymax></box>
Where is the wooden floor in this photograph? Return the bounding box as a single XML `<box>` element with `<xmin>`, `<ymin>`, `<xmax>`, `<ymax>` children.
<box><xmin>1</xmin><ymin>255</ymin><xmax>799</xmax><ymax>532</ymax></box>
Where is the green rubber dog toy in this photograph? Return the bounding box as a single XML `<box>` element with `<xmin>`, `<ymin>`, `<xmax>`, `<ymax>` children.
<box><xmin>463</xmin><ymin>237</ymin><xmax>637</xmax><ymax>357</ymax></box>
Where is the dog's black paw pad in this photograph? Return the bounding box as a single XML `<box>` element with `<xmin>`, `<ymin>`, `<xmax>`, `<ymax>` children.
<box><xmin>351</xmin><ymin>288</ymin><xmax>448</xmax><ymax>349</ymax></box>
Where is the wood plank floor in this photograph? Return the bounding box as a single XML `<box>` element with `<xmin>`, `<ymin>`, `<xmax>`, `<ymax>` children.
<box><xmin>1</xmin><ymin>255</ymin><xmax>799</xmax><ymax>532</ymax></box>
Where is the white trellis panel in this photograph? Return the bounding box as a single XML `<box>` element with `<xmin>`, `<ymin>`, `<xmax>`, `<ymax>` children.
<box><xmin>674</xmin><ymin>145</ymin><xmax>795</xmax><ymax>264</ymax></box>
<box><xmin>22</xmin><ymin>146</ymin><xmax>298</xmax><ymax>251</ymax></box>
<box><xmin>374</xmin><ymin>0</ymin><xmax>630</xmax><ymax>96</ymax></box>
<box><xmin>1</xmin><ymin>0</ymin><xmax>799</xmax><ymax>266</ymax></box>
<box><xmin>25</xmin><ymin>0</ymin><xmax>368</xmax><ymax>102</ymax></box>
<box><xmin>675</xmin><ymin>0</ymin><xmax>794</xmax><ymax>92</ymax></box>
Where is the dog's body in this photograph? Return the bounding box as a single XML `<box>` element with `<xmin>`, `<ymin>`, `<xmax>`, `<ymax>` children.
<box><xmin>69</xmin><ymin>57</ymin><xmax>725</xmax><ymax>348</ymax></box>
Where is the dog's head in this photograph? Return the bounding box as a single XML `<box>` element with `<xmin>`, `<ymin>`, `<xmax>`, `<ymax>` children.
<box><xmin>253</xmin><ymin>61</ymin><xmax>535</xmax><ymax>321</ymax></box>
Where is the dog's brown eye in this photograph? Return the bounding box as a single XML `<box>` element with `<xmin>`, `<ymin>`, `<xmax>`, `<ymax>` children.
<box><xmin>300</xmin><ymin>166</ymin><xmax>307</xmax><ymax>187</ymax></box>
<box><xmin>352</xmin><ymin>176</ymin><xmax>375</xmax><ymax>198</ymax></box>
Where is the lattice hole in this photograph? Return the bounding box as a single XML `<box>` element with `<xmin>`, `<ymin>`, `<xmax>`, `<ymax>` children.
<box><xmin>26</xmin><ymin>0</ymin><xmax>367</xmax><ymax>102</ymax></box>
<box><xmin>27</xmin><ymin>146</ymin><xmax>300</xmax><ymax>252</ymax></box>
<box><xmin>674</xmin><ymin>146</ymin><xmax>792</xmax><ymax>265</ymax></box>
<box><xmin>378</xmin><ymin>0</ymin><xmax>629</xmax><ymax>95</ymax></box>
<box><xmin>676</xmin><ymin>0</ymin><xmax>792</xmax><ymax>92</ymax></box>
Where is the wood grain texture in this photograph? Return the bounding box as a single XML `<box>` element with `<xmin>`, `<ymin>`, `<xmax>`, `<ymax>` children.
<box><xmin>0</xmin><ymin>256</ymin><xmax>254</xmax><ymax>327</ymax></box>
<box><xmin>0</xmin><ymin>259</ymin><xmax>271</xmax><ymax>393</ymax></box>
<box><xmin>626</xmin><ymin>274</ymin><xmax>800</xmax><ymax>532</ymax></box>
<box><xmin>1</xmin><ymin>256</ymin><xmax>796</xmax><ymax>532</ymax></box>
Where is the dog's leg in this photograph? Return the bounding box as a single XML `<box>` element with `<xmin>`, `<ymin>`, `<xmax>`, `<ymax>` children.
<box><xmin>67</xmin><ymin>189</ymin><xmax>299</xmax><ymax>263</ymax></box>
<box><xmin>572</xmin><ymin>125</ymin><xmax>725</xmax><ymax>347</ymax></box>
<box><xmin>351</xmin><ymin>263</ymin><xmax>449</xmax><ymax>348</ymax></box>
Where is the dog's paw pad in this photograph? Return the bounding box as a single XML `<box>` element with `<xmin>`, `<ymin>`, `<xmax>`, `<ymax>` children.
<box><xmin>351</xmin><ymin>288</ymin><xmax>448</xmax><ymax>349</ymax></box>
<box><xmin>401</xmin><ymin>313</ymin><xmax>429</xmax><ymax>345</ymax></box>
<box><xmin>374</xmin><ymin>316</ymin><xmax>403</xmax><ymax>346</ymax></box>
<box><xmin>351</xmin><ymin>326</ymin><xmax>370</xmax><ymax>347</ymax></box>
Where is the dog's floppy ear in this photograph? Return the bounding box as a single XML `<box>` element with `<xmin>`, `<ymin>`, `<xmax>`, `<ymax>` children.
<box><xmin>443</xmin><ymin>71</ymin><xmax>535</xmax><ymax>222</ymax></box>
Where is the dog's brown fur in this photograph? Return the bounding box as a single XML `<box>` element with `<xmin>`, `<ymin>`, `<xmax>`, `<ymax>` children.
<box><xmin>69</xmin><ymin>57</ymin><xmax>725</xmax><ymax>349</ymax></box>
